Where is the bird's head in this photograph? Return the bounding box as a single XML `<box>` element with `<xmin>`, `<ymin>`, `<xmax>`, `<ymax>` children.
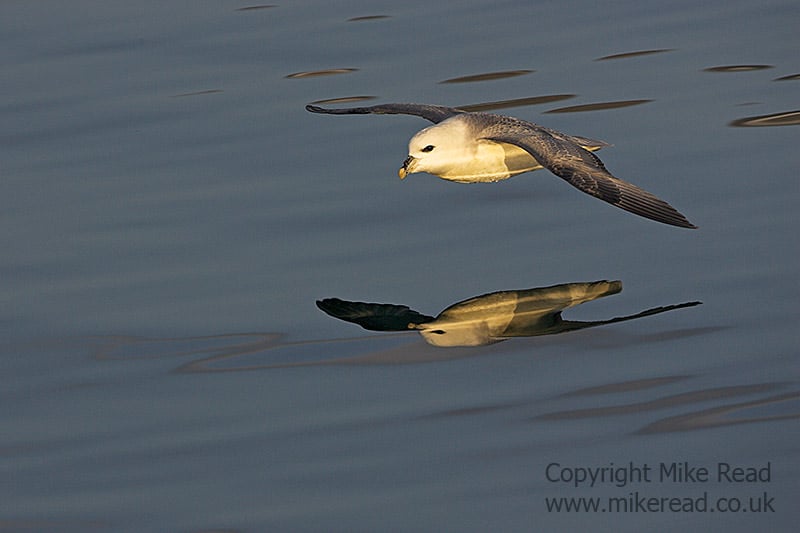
<box><xmin>399</xmin><ymin>119</ymin><xmax>472</xmax><ymax>179</ymax></box>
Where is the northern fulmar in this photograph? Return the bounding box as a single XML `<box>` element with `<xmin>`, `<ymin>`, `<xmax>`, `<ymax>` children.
<box><xmin>306</xmin><ymin>103</ymin><xmax>696</xmax><ymax>229</ymax></box>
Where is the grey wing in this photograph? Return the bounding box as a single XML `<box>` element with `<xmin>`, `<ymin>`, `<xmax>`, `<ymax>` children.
<box><xmin>305</xmin><ymin>103</ymin><xmax>464</xmax><ymax>124</ymax></box>
<box><xmin>482</xmin><ymin>121</ymin><xmax>696</xmax><ymax>229</ymax></box>
<box><xmin>316</xmin><ymin>298</ymin><xmax>435</xmax><ymax>331</ymax></box>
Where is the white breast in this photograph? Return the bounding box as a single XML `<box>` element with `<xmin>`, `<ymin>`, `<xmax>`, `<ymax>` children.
<box><xmin>438</xmin><ymin>141</ymin><xmax>543</xmax><ymax>183</ymax></box>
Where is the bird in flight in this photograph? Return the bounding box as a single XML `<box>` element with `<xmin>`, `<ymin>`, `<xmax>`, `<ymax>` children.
<box><xmin>306</xmin><ymin>103</ymin><xmax>696</xmax><ymax>228</ymax></box>
<box><xmin>317</xmin><ymin>280</ymin><xmax>701</xmax><ymax>347</ymax></box>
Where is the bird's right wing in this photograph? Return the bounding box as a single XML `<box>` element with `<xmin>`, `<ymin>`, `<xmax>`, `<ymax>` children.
<box><xmin>480</xmin><ymin>117</ymin><xmax>697</xmax><ymax>229</ymax></box>
<box><xmin>306</xmin><ymin>103</ymin><xmax>465</xmax><ymax>124</ymax></box>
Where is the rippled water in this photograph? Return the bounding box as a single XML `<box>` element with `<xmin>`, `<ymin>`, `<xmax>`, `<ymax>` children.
<box><xmin>2</xmin><ymin>0</ymin><xmax>798</xmax><ymax>531</ymax></box>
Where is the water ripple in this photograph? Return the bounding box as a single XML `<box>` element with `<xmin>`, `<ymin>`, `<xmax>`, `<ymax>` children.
<box><xmin>535</xmin><ymin>383</ymin><xmax>783</xmax><ymax>421</ymax></box>
<box><xmin>347</xmin><ymin>15</ymin><xmax>391</xmax><ymax>22</ymax></box>
<box><xmin>235</xmin><ymin>5</ymin><xmax>277</xmax><ymax>11</ymax></box>
<box><xmin>285</xmin><ymin>68</ymin><xmax>359</xmax><ymax>79</ymax></box>
<box><xmin>170</xmin><ymin>89</ymin><xmax>223</xmax><ymax>98</ymax></box>
<box><xmin>530</xmin><ymin>376</ymin><xmax>799</xmax><ymax>434</ymax></box>
<box><xmin>440</xmin><ymin>70</ymin><xmax>534</xmax><ymax>84</ymax></box>
<box><xmin>92</xmin><ymin>333</ymin><xmax>282</xmax><ymax>362</ymax></box>
<box><xmin>310</xmin><ymin>96</ymin><xmax>376</xmax><ymax>105</ymax></box>
<box><xmin>561</xmin><ymin>375</ymin><xmax>691</xmax><ymax>396</ymax></box>
<box><xmin>638</xmin><ymin>390</ymin><xmax>800</xmax><ymax>434</ymax></box>
<box><xmin>729</xmin><ymin>110</ymin><xmax>800</xmax><ymax>127</ymax></box>
<box><xmin>595</xmin><ymin>49</ymin><xmax>674</xmax><ymax>61</ymax></box>
<box><xmin>703</xmin><ymin>64</ymin><xmax>773</xmax><ymax>72</ymax></box>
<box><xmin>545</xmin><ymin>99</ymin><xmax>652</xmax><ymax>113</ymax></box>
<box><xmin>458</xmin><ymin>95</ymin><xmax>576</xmax><ymax>112</ymax></box>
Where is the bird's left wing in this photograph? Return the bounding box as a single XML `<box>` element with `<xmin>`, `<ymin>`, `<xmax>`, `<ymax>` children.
<box><xmin>306</xmin><ymin>103</ymin><xmax>465</xmax><ymax>124</ymax></box>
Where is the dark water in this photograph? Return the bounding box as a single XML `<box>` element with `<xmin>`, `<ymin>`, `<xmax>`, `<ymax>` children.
<box><xmin>2</xmin><ymin>0</ymin><xmax>798</xmax><ymax>531</ymax></box>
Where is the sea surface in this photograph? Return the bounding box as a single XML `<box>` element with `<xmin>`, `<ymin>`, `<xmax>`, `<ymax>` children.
<box><xmin>1</xmin><ymin>1</ymin><xmax>798</xmax><ymax>531</ymax></box>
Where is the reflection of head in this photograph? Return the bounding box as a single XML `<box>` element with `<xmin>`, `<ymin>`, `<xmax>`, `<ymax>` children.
<box><xmin>411</xmin><ymin>319</ymin><xmax>497</xmax><ymax>347</ymax></box>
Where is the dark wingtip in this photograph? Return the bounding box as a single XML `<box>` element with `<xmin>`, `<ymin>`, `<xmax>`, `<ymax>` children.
<box><xmin>306</xmin><ymin>104</ymin><xmax>324</xmax><ymax>113</ymax></box>
<box><xmin>652</xmin><ymin>211</ymin><xmax>696</xmax><ymax>229</ymax></box>
<box><xmin>654</xmin><ymin>207</ymin><xmax>697</xmax><ymax>229</ymax></box>
<box><xmin>678</xmin><ymin>216</ymin><xmax>698</xmax><ymax>229</ymax></box>
<box><xmin>315</xmin><ymin>297</ymin><xmax>342</xmax><ymax>312</ymax></box>
<box><xmin>651</xmin><ymin>210</ymin><xmax>697</xmax><ymax>229</ymax></box>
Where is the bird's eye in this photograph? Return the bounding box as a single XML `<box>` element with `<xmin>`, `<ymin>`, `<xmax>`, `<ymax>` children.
<box><xmin>421</xmin><ymin>145</ymin><xmax>435</xmax><ymax>153</ymax></box>
<box><xmin>430</xmin><ymin>329</ymin><xmax>445</xmax><ymax>335</ymax></box>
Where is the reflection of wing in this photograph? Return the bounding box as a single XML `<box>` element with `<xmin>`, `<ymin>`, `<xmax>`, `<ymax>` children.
<box><xmin>306</xmin><ymin>103</ymin><xmax>464</xmax><ymax>124</ymax></box>
<box><xmin>436</xmin><ymin>290</ymin><xmax>519</xmax><ymax>321</ymax></box>
<box><xmin>497</xmin><ymin>280</ymin><xmax>623</xmax><ymax>337</ymax></box>
<box><xmin>497</xmin><ymin>283</ymin><xmax>700</xmax><ymax>339</ymax></box>
<box><xmin>428</xmin><ymin>281</ymin><xmax>622</xmax><ymax>340</ymax></box>
<box><xmin>480</xmin><ymin>117</ymin><xmax>696</xmax><ymax>229</ymax></box>
<box><xmin>316</xmin><ymin>298</ymin><xmax>435</xmax><ymax>331</ymax></box>
<box><xmin>556</xmin><ymin>301</ymin><xmax>702</xmax><ymax>333</ymax></box>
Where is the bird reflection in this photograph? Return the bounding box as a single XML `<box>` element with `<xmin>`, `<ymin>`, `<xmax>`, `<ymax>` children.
<box><xmin>317</xmin><ymin>280</ymin><xmax>700</xmax><ymax>347</ymax></box>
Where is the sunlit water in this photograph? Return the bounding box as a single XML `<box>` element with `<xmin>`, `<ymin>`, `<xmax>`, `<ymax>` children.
<box><xmin>1</xmin><ymin>1</ymin><xmax>798</xmax><ymax>531</ymax></box>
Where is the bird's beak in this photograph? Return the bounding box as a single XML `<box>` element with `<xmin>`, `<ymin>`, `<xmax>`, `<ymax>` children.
<box><xmin>398</xmin><ymin>155</ymin><xmax>415</xmax><ymax>179</ymax></box>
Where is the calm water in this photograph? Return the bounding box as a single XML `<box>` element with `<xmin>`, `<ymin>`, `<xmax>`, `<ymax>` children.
<box><xmin>2</xmin><ymin>0</ymin><xmax>799</xmax><ymax>531</ymax></box>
